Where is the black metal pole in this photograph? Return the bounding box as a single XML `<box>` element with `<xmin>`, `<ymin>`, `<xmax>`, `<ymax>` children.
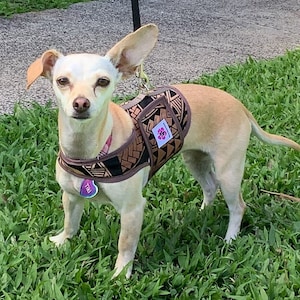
<box><xmin>131</xmin><ymin>0</ymin><xmax>141</xmax><ymax>31</ymax></box>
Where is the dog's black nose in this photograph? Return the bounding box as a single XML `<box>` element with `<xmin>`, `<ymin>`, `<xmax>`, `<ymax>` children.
<box><xmin>73</xmin><ymin>97</ymin><xmax>90</xmax><ymax>113</ymax></box>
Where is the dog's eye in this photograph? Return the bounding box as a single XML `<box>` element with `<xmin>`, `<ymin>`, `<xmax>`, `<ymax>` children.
<box><xmin>56</xmin><ymin>77</ymin><xmax>70</xmax><ymax>87</ymax></box>
<box><xmin>96</xmin><ymin>77</ymin><xmax>110</xmax><ymax>87</ymax></box>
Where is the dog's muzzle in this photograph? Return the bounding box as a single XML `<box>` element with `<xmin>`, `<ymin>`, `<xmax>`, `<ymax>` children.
<box><xmin>72</xmin><ymin>97</ymin><xmax>90</xmax><ymax>119</ymax></box>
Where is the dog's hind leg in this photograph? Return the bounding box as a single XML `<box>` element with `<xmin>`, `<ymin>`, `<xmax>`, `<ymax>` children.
<box><xmin>213</xmin><ymin>150</ymin><xmax>247</xmax><ymax>242</ymax></box>
<box><xmin>50</xmin><ymin>192</ymin><xmax>85</xmax><ymax>246</ymax></box>
<box><xmin>182</xmin><ymin>150</ymin><xmax>218</xmax><ymax>209</ymax></box>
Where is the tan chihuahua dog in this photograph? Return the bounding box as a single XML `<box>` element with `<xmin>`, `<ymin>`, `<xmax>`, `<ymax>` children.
<box><xmin>27</xmin><ymin>24</ymin><xmax>300</xmax><ymax>278</ymax></box>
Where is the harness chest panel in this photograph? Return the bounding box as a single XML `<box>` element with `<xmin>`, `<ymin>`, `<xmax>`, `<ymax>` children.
<box><xmin>58</xmin><ymin>86</ymin><xmax>191</xmax><ymax>183</ymax></box>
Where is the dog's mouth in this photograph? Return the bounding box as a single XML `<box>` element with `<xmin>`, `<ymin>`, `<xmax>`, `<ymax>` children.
<box><xmin>72</xmin><ymin>112</ymin><xmax>90</xmax><ymax>120</ymax></box>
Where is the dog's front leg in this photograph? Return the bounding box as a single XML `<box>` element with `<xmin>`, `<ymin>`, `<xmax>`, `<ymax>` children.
<box><xmin>50</xmin><ymin>191</ymin><xmax>85</xmax><ymax>246</ymax></box>
<box><xmin>113</xmin><ymin>197</ymin><xmax>146</xmax><ymax>278</ymax></box>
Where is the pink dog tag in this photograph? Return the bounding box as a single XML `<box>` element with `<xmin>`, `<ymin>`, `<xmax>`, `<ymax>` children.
<box><xmin>80</xmin><ymin>179</ymin><xmax>98</xmax><ymax>198</ymax></box>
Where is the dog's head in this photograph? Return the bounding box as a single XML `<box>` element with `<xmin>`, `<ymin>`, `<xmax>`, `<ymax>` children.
<box><xmin>26</xmin><ymin>24</ymin><xmax>158</xmax><ymax>120</ymax></box>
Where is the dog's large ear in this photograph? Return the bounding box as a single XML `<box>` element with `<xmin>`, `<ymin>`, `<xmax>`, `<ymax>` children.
<box><xmin>26</xmin><ymin>49</ymin><xmax>62</xmax><ymax>89</ymax></box>
<box><xmin>105</xmin><ymin>24</ymin><xmax>158</xmax><ymax>78</ymax></box>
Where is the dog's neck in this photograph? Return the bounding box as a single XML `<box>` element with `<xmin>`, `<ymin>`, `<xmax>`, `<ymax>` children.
<box><xmin>58</xmin><ymin>109</ymin><xmax>113</xmax><ymax>159</ymax></box>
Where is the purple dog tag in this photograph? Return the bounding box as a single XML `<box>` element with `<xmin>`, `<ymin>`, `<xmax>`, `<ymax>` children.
<box><xmin>80</xmin><ymin>179</ymin><xmax>98</xmax><ymax>198</ymax></box>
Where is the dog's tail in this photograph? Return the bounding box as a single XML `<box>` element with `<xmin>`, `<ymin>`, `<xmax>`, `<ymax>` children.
<box><xmin>245</xmin><ymin>109</ymin><xmax>300</xmax><ymax>151</ymax></box>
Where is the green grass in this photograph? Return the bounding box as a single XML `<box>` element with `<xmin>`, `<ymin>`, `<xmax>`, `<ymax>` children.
<box><xmin>0</xmin><ymin>50</ymin><xmax>300</xmax><ymax>299</ymax></box>
<box><xmin>0</xmin><ymin>0</ymin><xmax>92</xmax><ymax>17</ymax></box>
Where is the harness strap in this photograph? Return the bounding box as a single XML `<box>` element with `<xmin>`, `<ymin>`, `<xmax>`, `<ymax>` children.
<box><xmin>58</xmin><ymin>129</ymin><xmax>147</xmax><ymax>183</ymax></box>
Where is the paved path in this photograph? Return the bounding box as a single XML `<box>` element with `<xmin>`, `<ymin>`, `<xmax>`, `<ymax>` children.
<box><xmin>0</xmin><ymin>0</ymin><xmax>299</xmax><ymax>114</ymax></box>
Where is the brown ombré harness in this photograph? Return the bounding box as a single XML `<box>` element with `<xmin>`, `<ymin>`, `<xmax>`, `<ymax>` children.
<box><xmin>58</xmin><ymin>86</ymin><xmax>191</xmax><ymax>183</ymax></box>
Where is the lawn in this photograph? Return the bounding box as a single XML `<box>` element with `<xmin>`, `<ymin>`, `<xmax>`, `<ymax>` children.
<box><xmin>1</xmin><ymin>2</ymin><xmax>300</xmax><ymax>298</ymax></box>
<box><xmin>0</xmin><ymin>48</ymin><xmax>299</xmax><ymax>298</ymax></box>
<box><xmin>0</xmin><ymin>0</ymin><xmax>92</xmax><ymax>17</ymax></box>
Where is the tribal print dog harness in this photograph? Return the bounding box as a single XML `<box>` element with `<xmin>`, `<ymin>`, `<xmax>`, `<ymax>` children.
<box><xmin>58</xmin><ymin>86</ymin><xmax>191</xmax><ymax>183</ymax></box>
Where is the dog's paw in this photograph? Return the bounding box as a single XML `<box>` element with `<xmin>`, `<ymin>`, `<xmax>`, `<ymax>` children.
<box><xmin>113</xmin><ymin>261</ymin><xmax>133</xmax><ymax>279</ymax></box>
<box><xmin>49</xmin><ymin>232</ymin><xmax>68</xmax><ymax>246</ymax></box>
<box><xmin>224</xmin><ymin>231</ymin><xmax>238</xmax><ymax>244</ymax></box>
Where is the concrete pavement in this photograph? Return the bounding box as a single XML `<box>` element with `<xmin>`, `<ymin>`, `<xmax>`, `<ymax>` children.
<box><xmin>0</xmin><ymin>0</ymin><xmax>299</xmax><ymax>114</ymax></box>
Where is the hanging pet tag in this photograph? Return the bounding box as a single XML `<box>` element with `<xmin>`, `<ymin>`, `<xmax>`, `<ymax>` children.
<box><xmin>80</xmin><ymin>179</ymin><xmax>98</xmax><ymax>198</ymax></box>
